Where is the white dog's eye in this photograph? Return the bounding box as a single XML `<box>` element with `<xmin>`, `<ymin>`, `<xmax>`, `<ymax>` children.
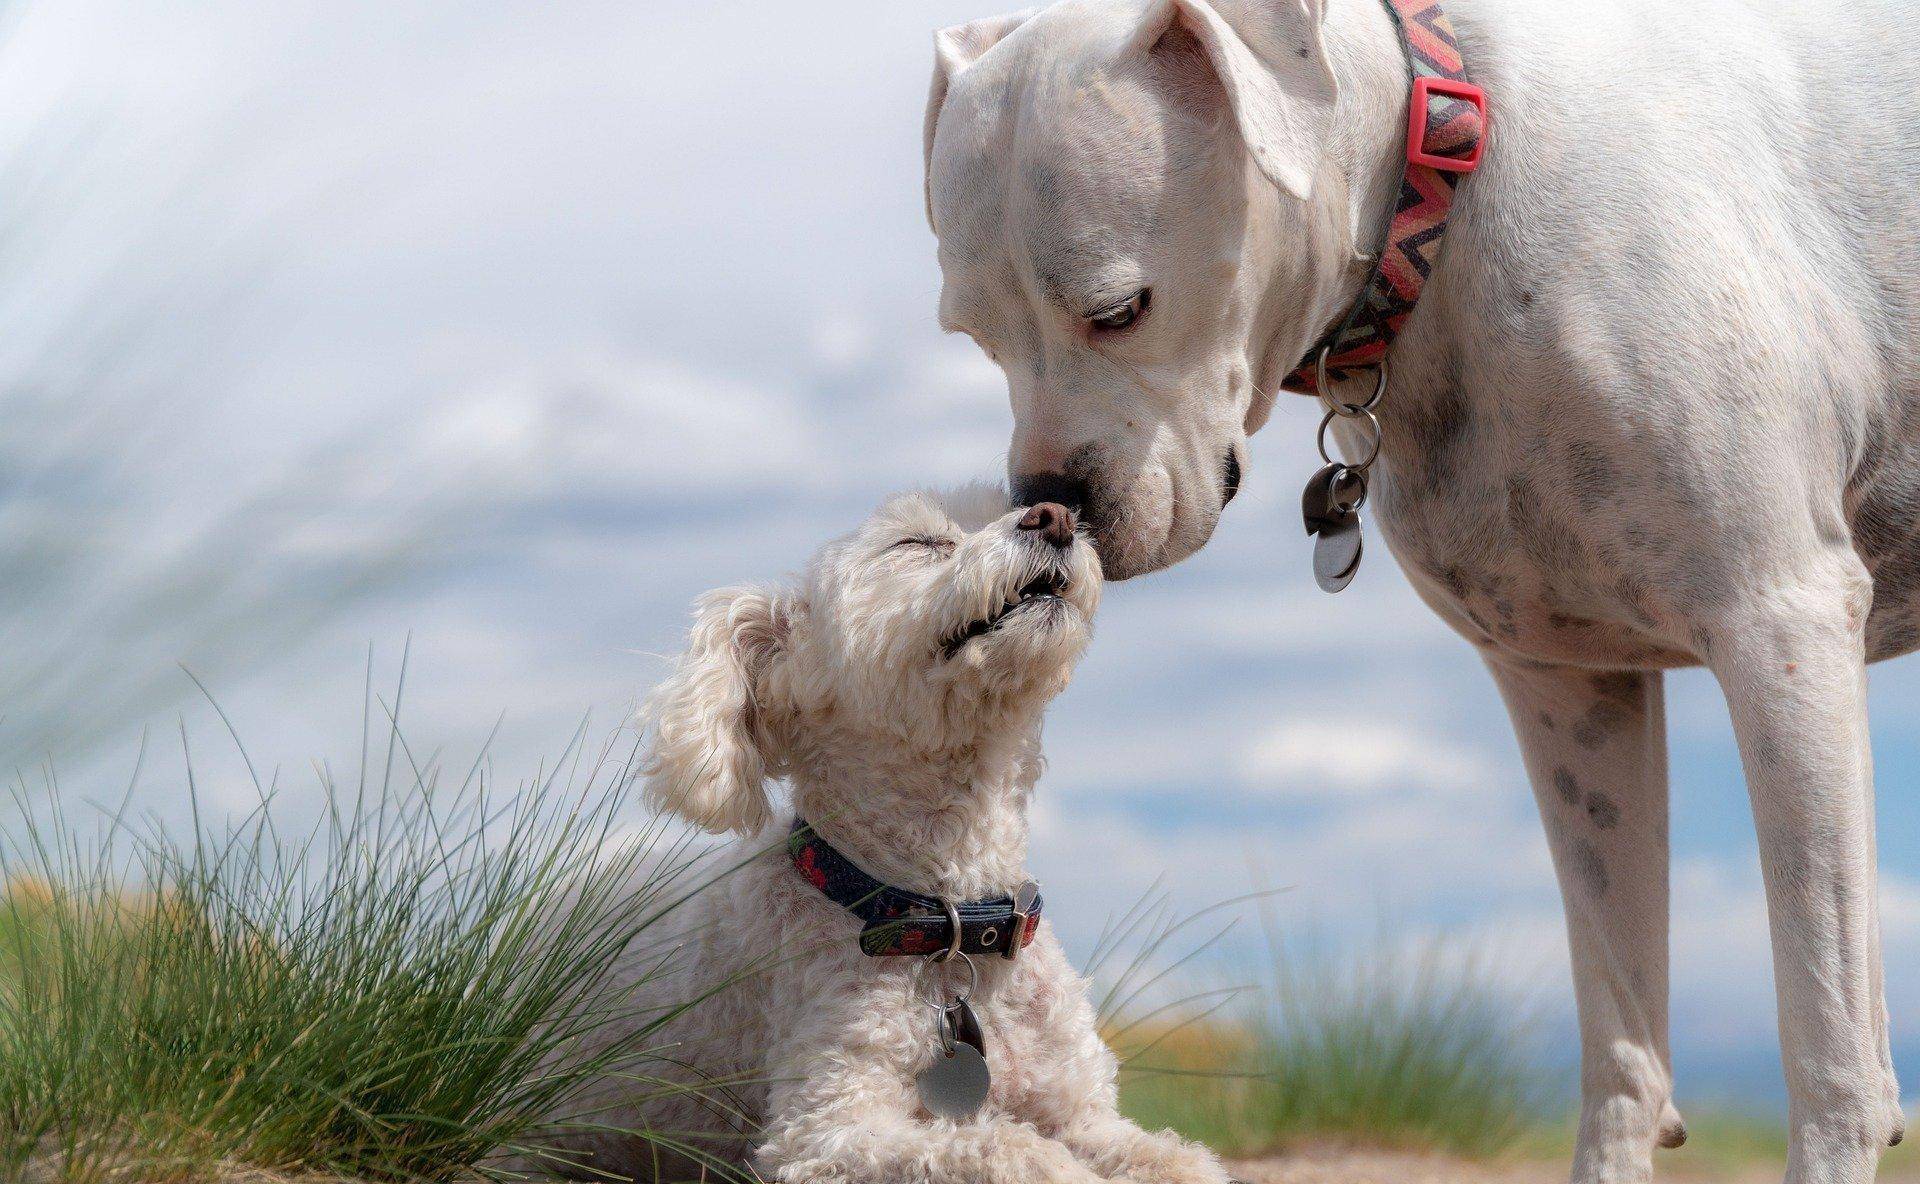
<box><xmin>893</xmin><ymin>536</ymin><xmax>956</xmax><ymax>557</ymax></box>
<box><xmin>1088</xmin><ymin>289</ymin><xmax>1149</xmax><ymax>333</ymax></box>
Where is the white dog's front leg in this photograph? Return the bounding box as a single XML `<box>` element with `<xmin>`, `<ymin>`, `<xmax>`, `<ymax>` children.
<box><xmin>756</xmin><ymin>1095</ymin><xmax>1117</xmax><ymax>1184</ymax></box>
<box><xmin>1486</xmin><ymin>659</ymin><xmax>1680</xmax><ymax>1184</ymax></box>
<box><xmin>753</xmin><ymin>1041</ymin><xmax>1120</xmax><ymax>1184</ymax></box>
<box><xmin>1704</xmin><ymin>565</ymin><xmax>1902</xmax><ymax>1183</ymax></box>
<box><xmin>1055</xmin><ymin>1112</ymin><xmax>1230</xmax><ymax>1184</ymax></box>
<box><xmin>1000</xmin><ymin>931</ymin><xmax>1231</xmax><ymax>1184</ymax></box>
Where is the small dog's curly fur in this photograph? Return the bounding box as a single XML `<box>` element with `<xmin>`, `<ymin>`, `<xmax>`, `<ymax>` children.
<box><xmin>538</xmin><ymin>485</ymin><xmax>1231</xmax><ymax>1184</ymax></box>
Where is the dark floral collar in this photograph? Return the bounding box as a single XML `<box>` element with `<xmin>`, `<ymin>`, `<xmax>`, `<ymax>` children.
<box><xmin>787</xmin><ymin>819</ymin><xmax>1041</xmax><ymax>959</ymax></box>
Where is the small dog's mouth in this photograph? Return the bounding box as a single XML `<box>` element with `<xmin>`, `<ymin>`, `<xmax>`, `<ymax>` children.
<box><xmin>940</xmin><ymin>570</ymin><xmax>1072</xmax><ymax>660</ymax></box>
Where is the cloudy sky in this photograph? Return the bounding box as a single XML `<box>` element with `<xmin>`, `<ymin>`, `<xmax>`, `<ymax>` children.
<box><xmin>3</xmin><ymin>0</ymin><xmax>1916</xmax><ymax>1108</ymax></box>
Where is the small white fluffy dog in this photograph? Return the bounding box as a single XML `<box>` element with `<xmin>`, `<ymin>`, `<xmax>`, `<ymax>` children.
<box><xmin>545</xmin><ymin>485</ymin><xmax>1231</xmax><ymax>1184</ymax></box>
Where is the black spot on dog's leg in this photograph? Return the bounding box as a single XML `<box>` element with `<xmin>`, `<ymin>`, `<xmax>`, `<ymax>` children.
<box><xmin>1571</xmin><ymin>699</ymin><xmax>1634</xmax><ymax>750</ymax></box>
<box><xmin>1584</xmin><ymin>792</ymin><xmax>1621</xmax><ymax>830</ymax></box>
<box><xmin>1589</xmin><ymin>673</ymin><xmax>1643</xmax><ymax>706</ymax></box>
<box><xmin>1552</xmin><ymin>767</ymin><xmax>1580</xmax><ymax>805</ymax></box>
<box><xmin>1538</xmin><ymin>711</ymin><xmax>1556</xmax><ymax>732</ymax></box>
<box><xmin>1570</xmin><ymin>838</ymin><xmax>1610</xmax><ymax>896</ymax></box>
<box><xmin>1570</xmin><ymin>718</ymin><xmax>1605</xmax><ymax>750</ymax></box>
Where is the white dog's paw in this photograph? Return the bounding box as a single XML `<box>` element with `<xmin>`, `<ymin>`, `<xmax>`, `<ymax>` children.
<box><xmin>1106</xmin><ymin>1130</ymin><xmax>1233</xmax><ymax>1184</ymax></box>
<box><xmin>1656</xmin><ymin>1100</ymin><xmax>1688</xmax><ymax>1149</ymax></box>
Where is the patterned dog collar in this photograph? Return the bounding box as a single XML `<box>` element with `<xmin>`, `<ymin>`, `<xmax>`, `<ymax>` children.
<box><xmin>788</xmin><ymin>819</ymin><xmax>1042</xmax><ymax>959</ymax></box>
<box><xmin>1287</xmin><ymin>0</ymin><xmax>1486</xmax><ymax>394</ymax></box>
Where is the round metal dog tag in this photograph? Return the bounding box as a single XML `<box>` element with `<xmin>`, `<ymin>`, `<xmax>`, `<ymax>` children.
<box><xmin>1312</xmin><ymin>515</ymin><xmax>1364</xmax><ymax>593</ymax></box>
<box><xmin>916</xmin><ymin>1041</ymin><xmax>990</xmax><ymax>1120</ymax></box>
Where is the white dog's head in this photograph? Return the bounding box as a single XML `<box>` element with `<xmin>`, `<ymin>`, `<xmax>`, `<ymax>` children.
<box><xmin>642</xmin><ymin>485</ymin><xmax>1102</xmax><ymax>835</ymax></box>
<box><xmin>924</xmin><ymin>0</ymin><xmax>1363</xmax><ymax>578</ymax></box>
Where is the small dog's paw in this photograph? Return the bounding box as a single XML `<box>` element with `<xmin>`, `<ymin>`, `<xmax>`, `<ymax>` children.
<box><xmin>1112</xmin><ymin>1130</ymin><xmax>1232</xmax><ymax>1184</ymax></box>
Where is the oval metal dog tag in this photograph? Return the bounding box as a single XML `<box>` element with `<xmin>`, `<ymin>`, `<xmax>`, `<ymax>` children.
<box><xmin>916</xmin><ymin>1041</ymin><xmax>990</xmax><ymax>1120</ymax></box>
<box><xmin>1313</xmin><ymin>515</ymin><xmax>1364</xmax><ymax>593</ymax></box>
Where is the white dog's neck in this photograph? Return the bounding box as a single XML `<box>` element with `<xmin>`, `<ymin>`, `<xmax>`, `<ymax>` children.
<box><xmin>1305</xmin><ymin>0</ymin><xmax>1432</xmax><ymax>325</ymax></box>
<box><xmin>784</xmin><ymin>722</ymin><xmax>1041</xmax><ymax>902</ymax></box>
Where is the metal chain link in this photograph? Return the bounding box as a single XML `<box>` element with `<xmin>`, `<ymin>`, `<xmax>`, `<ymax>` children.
<box><xmin>1314</xmin><ymin>347</ymin><xmax>1389</xmax><ymax>485</ymax></box>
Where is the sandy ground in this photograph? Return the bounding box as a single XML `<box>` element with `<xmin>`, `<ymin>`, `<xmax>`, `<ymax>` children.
<box><xmin>1229</xmin><ymin>1147</ymin><xmax>1920</xmax><ymax>1184</ymax></box>
<box><xmin>1231</xmin><ymin>1148</ymin><xmax>1561</xmax><ymax>1184</ymax></box>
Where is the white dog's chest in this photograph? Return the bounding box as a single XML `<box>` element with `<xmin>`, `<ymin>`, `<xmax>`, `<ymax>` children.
<box><xmin>1308</xmin><ymin>365</ymin><xmax>1679</xmax><ymax>663</ymax></box>
<box><xmin>1322</xmin><ymin>400</ymin><xmax>1692</xmax><ymax>669</ymax></box>
<box><xmin>1347</xmin><ymin>370</ymin><xmax>1920</xmax><ymax>670</ymax></box>
<box><xmin>1386</xmin><ymin>518</ymin><xmax>1697</xmax><ymax>670</ymax></box>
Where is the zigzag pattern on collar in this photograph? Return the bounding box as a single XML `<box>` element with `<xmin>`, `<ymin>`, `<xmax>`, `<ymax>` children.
<box><xmin>1289</xmin><ymin>0</ymin><xmax>1487</xmax><ymax>394</ymax></box>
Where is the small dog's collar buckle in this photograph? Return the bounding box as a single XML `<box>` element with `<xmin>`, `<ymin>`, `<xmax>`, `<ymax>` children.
<box><xmin>1003</xmin><ymin>880</ymin><xmax>1040</xmax><ymax>961</ymax></box>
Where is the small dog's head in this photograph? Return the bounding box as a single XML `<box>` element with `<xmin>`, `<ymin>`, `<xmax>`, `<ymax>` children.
<box><xmin>641</xmin><ymin>484</ymin><xmax>1102</xmax><ymax>835</ymax></box>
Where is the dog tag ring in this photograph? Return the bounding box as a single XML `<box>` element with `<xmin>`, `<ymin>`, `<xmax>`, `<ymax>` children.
<box><xmin>917</xmin><ymin>998</ymin><xmax>990</xmax><ymax>1120</ymax></box>
<box><xmin>1298</xmin><ymin>357</ymin><xmax>1385</xmax><ymax>593</ymax></box>
<box><xmin>1301</xmin><ymin>462</ymin><xmax>1367</xmax><ymax>593</ymax></box>
<box><xmin>945</xmin><ymin>997</ymin><xmax>985</xmax><ymax>1055</ymax></box>
<box><xmin>1301</xmin><ymin>463</ymin><xmax>1363</xmax><ymax>535</ymax></box>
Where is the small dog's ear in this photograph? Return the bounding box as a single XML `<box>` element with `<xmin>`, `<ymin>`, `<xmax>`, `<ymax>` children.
<box><xmin>642</xmin><ymin>585</ymin><xmax>795</xmax><ymax>836</ymax></box>
<box><xmin>924</xmin><ymin>10</ymin><xmax>1036</xmax><ymax>229</ymax></box>
<box><xmin>1138</xmin><ymin>0</ymin><xmax>1336</xmax><ymax>201</ymax></box>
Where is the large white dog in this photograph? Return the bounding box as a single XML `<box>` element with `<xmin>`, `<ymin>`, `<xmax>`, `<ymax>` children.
<box><xmin>921</xmin><ymin>1</ymin><xmax>1920</xmax><ymax>1181</ymax></box>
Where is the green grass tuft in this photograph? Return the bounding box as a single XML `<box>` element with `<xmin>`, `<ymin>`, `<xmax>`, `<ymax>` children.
<box><xmin>0</xmin><ymin>673</ymin><xmax>740</xmax><ymax>1184</ymax></box>
<box><xmin>1109</xmin><ymin>907</ymin><xmax>1540</xmax><ymax>1160</ymax></box>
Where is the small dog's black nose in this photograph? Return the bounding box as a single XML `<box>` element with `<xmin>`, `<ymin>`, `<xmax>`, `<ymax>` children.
<box><xmin>1011</xmin><ymin>471</ymin><xmax>1088</xmax><ymax>515</ymax></box>
<box><xmin>1018</xmin><ymin>502</ymin><xmax>1076</xmax><ymax>549</ymax></box>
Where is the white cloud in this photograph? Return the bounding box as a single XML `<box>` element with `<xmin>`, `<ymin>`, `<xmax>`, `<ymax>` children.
<box><xmin>1238</xmin><ymin>718</ymin><xmax>1490</xmax><ymax>798</ymax></box>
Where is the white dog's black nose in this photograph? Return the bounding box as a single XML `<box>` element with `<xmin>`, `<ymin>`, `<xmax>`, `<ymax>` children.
<box><xmin>1011</xmin><ymin>471</ymin><xmax>1087</xmax><ymax>516</ymax></box>
<box><xmin>1018</xmin><ymin>502</ymin><xmax>1076</xmax><ymax>549</ymax></box>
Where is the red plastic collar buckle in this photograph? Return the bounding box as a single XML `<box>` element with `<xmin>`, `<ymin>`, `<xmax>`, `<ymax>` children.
<box><xmin>1406</xmin><ymin>76</ymin><xmax>1486</xmax><ymax>173</ymax></box>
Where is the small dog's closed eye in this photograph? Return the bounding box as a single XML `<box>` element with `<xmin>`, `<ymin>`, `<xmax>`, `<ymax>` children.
<box><xmin>517</xmin><ymin>484</ymin><xmax>1232</xmax><ymax>1184</ymax></box>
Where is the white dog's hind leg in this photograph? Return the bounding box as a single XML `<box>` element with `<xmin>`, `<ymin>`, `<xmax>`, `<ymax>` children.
<box><xmin>1486</xmin><ymin>660</ymin><xmax>1678</xmax><ymax>1184</ymax></box>
<box><xmin>1703</xmin><ymin>561</ymin><xmax>1901</xmax><ymax>1183</ymax></box>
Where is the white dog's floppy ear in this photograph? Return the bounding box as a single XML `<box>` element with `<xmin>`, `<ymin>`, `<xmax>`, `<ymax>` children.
<box><xmin>1139</xmin><ymin>0</ymin><xmax>1336</xmax><ymax>200</ymax></box>
<box><xmin>642</xmin><ymin>585</ymin><xmax>795</xmax><ymax>836</ymax></box>
<box><xmin>923</xmin><ymin>10</ymin><xmax>1036</xmax><ymax>227</ymax></box>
